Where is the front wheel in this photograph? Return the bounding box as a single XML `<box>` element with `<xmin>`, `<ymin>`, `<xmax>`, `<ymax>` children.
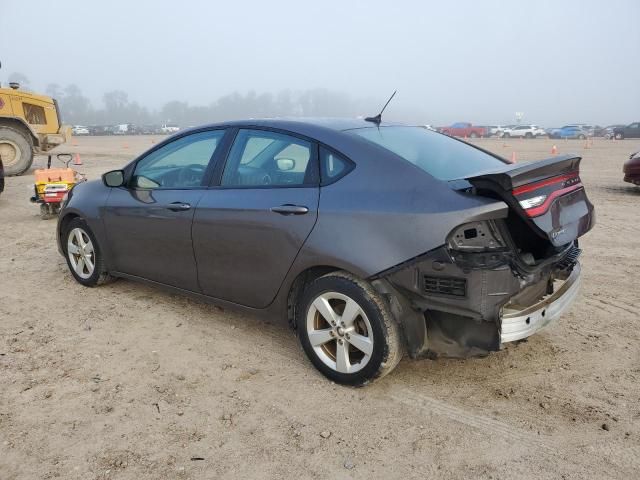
<box><xmin>615</xmin><ymin>133</ymin><xmax>624</xmax><ymax>140</ymax></box>
<box><xmin>502</xmin><ymin>132</ymin><xmax>510</xmax><ymax>138</ymax></box>
<box><xmin>525</xmin><ymin>132</ymin><xmax>533</xmax><ymax>139</ymax></box>
<box><xmin>62</xmin><ymin>217</ymin><xmax>114</xmax><ymax>287</ymax></box>
<box><xmin>297</xmin><ymin>272</ymin><xmax>404</xmax><ymax>386</ymax></box>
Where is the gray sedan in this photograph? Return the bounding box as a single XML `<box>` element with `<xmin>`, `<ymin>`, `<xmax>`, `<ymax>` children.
<box><xmin>57</xmin><ymin>119</ymin><xmax>594</xmax><ymax>385</ymax></box>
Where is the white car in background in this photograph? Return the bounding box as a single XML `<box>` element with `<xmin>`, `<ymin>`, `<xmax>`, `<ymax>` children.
<box><xmin>161</xmin><ymin>124</ymin><xmax>180</xmax><ymax>134</ymax></box>
<box><xmin>487</xmin><ymin>125</ymin><xmax>510</xmax><ymax>137</ymax></box>
<box><xmin>72</xmin><ymin>125</ymin><xmax>90</xmax><ymax>135</ymax></box>
<box><xmin>502</xmin><ymin>124</ymin><xmax>546</xmax><ymax>138</ymax></box>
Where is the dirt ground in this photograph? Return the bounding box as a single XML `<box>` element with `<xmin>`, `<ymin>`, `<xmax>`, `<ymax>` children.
<box><xmin>1</xmin><ymin>134</ymin><xmax>639</xmax><ymax>479</ymax></box>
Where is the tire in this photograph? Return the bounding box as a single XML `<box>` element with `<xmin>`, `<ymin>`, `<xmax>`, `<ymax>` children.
<box><xmin>0</xmin><ymin>126</ymin><xmax>33</xmax><ymax>176</ymax></box>
<box><xmin>469</xmin><ymin>132</ymin><xmax>478</xmax><ymax>138</ymax></box>
<box><xmin>502</xmin><ymin>132</ymin><xmax>510</xmax><ymax>138</ymax></box>
<box><xmin>296</xmin><ymin>271</ymin><xmax>404</xmax><ymax>386</ymax></box>
<box><xmin>578</xmin><ymin>134</ymin><xmax>586</xmax><ymax>140</ymax></box>
<box><xmin>615</xmin><ymin>133</ymin><xmax>624</xmax><ymax>140</ymax></box>
<box><xmin>525</xmin><ymin>132</ymin><xmax>533</xmax><ymax>139</ymax></box>
<box><xmin>62</xmin><ymin>217</ymin><xmax>114</xmax><ymax>287</ymax></box>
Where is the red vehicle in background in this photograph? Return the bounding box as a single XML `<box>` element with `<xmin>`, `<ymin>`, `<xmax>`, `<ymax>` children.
<box><xmin>438</xmin><ymin>122</ymin><xmax>488</xmax><ymax>138</ymax></box>
<box><xmin>623</xmin><ymin>151</ymin><xmax>640</xmax><ymax>186</ymax></box>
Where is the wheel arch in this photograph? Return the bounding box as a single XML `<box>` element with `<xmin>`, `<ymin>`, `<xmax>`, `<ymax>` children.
<box><xmin>57</xmin><ymin>212</ymin><xmax>82</xmax><ymax>256</ymax></box>
<box><xmin>284</xmin><ymin>264</ymin><xmax>425</xmax><ymax>358</ymax></box>
<box><xmin>286</xmin><ymin>265</ymin><xmax>349</xmax><ymax>329</ymax></box>
<box><xmin>0</xmin><ymin>117</ymin><xmax>39</xmax><ymax>147</ymax></box>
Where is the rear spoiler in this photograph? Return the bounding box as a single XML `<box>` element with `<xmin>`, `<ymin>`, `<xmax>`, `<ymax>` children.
<box><xmin>466</xmin><ymin>155</ymin><xmax>581</xmax><ymax>191</ymax></box>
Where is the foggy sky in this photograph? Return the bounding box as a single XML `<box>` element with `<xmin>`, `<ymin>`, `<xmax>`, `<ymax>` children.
<box><xmin>1</xmin><ymin>0</ymin><xmax>639</xmax><ymax>126</ymax></box>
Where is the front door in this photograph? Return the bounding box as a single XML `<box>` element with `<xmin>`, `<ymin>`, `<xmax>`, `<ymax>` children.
<box><xmin>103</xmin><ymin>129</ymin><xmax>227</xmax><ymax>291</ymax></box>
<box><xmin>193</xmin><ymin>128</ymin><xmax>319</xmax><ymax>308</ymax></box>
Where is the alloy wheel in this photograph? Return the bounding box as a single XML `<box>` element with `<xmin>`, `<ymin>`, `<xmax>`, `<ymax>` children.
<box><xmin>67</xmin><ymin>227</ymin><xmax>95</xmax><ymax>279</ymax></box>
<box><xmin>306</xmin><ymin>292</ymin><xmax>374</xmax><ymax>374</ymax></box>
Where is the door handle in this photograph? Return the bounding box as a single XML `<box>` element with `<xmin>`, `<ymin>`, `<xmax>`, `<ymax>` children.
<box><xmin>270</xmin><ymin>204</ymin><xmax>309</xmax><ymax>215</ymax></box>
<box><xmin>166</xmin><ymin>202</ymin><xmax>191</xmax><ymax>212</ymax></box>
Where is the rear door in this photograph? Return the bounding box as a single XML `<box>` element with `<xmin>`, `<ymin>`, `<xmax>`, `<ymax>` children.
<box><xmin>192</xmin><ymin>128</ymin><xmax>319</xmax><ymax>308</ymax></box>
<box><xmin>103</xmin><ymin>129</ymin><xmax>228</xmax><ymax>291</ymax></box>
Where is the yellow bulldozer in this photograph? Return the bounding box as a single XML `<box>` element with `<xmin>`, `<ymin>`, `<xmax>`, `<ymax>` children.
<box><xmin>0</xmin><ymin>63</ymin><xmax>70</xmax><ymax>176</ymax></box>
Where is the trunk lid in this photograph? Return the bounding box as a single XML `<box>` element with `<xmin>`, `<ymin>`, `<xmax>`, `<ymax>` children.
<box><xmin>466</xmin><ymin>155</ymin><xmax>595</xmax><ymax>247</ymax></box>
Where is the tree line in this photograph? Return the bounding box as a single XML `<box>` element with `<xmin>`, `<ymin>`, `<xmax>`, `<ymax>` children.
<box><xmin>5</xmin><ymin>72</ymin><xmax>372</xmax><ymax>126</ymax></box>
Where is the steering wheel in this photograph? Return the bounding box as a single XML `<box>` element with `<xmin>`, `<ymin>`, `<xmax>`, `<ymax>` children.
<box><xmin>177</xmin><ymin>164</ymin><xmax>206</xmax><ymax>186</ymax></box>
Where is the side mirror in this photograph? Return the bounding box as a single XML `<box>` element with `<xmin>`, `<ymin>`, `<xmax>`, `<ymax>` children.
<box><xmin>276</xmin><ymin>158</ymin><xmax>296</xmax><ymax>171</ymax></box>
<box><xmin>102</xmin><ymin>170</ymin><xmax>125</xmax><ymax>187</ymax></box>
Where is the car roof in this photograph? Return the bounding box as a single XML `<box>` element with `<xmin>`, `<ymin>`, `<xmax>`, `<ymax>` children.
<box><xmin>178</xmin><ymin>117</ymin><xmax>410</xmax><ymax>144</ymax></box>
<box><xmin>195</xmin><ymin>117</ymin><xmax>409</xmax><ymax>131</ymax></box>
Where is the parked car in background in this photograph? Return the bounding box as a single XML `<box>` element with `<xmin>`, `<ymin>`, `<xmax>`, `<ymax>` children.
<box><xmin>438</xmin><ymin>122</ymin><xmax>488</xmax><ymax>138</ymax></box>
<box><xmin>72</xmin><ymin>125</ymin><xmax>90</xmax><ymax>136</ymax></box>
<box><xmin>501</xmin><ymin>124</ymin><xmax>546</xmax><ymax>138</ymax></box>
<box><xmin>161</xmin><ymin>124</ymin><xmax>180</xmax><ymax>134</ymax></box>
<box><xmin>487</xmin><ymin>125</ymin><xmax>510</xmax><ymax>137</ymax></box>
<box><xmin>612</xmin><ymin>122</ymin><xmax>640</xmax><ymax>140</ymax></box>
<box><xmin>88</xmin><ymin>125</ymin><xmax>113</xmax><ymax>136</ymax></box>
<box><xmin>57</xmin><ymin>118</ymin><xmax>594</xmax><ymax>385</ymax></box>
<box><xmin>548</xmin><ymin>125</ymin><xmax>590</xmax><ymax>139</ymax></box>
<box><xmin>602</xmin><ymin>125</ymin><xmax>625</xmax><ymax>139</ymax></box>
<box><xmin>623</xmin><ymin>151</ymin><xmax>640</xmax><ymax>186</ymax></box>
<box><xmin>112</xmin><ymin>124</ymin><xmax>130</xmax><ymax>135</ymax></box>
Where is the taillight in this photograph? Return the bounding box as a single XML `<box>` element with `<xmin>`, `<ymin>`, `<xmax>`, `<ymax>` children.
<box><xmin>513</xmin><ymin>172</ymin><xmax>583</xmax><ymax>217</ymax></box>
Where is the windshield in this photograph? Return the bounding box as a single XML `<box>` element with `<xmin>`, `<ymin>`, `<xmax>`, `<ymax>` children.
<box><xmin>349</xmin><ymin>126</ymin><xmax>507</xmax><ymax>181</ymax></box>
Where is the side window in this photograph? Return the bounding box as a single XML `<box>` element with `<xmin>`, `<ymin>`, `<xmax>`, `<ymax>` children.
<box><xmin>319</xmin><ymin>147</ymin><xmax>352</xmax><ymax>184</ymax></box>
<box><xmin>132</xmin><ymin>130</ymin><xmax>225</xmax><ymax>189</ymax></box>
<box><xmin>221</xmin><ymin>129</ymin><xmax>315</xmax><ymax>187</ymax></box>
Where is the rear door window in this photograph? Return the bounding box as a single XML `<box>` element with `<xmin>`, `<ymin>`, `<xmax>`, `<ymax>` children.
<box><xmin>221</xmin><ymin>129</ymin><xmax>317</xmax><ymax>187</ymax></box>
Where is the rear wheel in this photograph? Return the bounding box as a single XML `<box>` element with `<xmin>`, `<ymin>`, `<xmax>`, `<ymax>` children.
<box><xmin>469</xmin><ymin>132</ymin><xmax>478</xmax><ymax>138</ymax></box>
<box><xmin>502</xmin><ymin>132</ymin><xmax>510</xmax><ymax>138</ymax></box>
<box><xmin>525</xmin><ymin>132</ymin><xmax>533</xmax><ymax>139</ymax></box>
<box><xmin>62</xmin><ymin>217</ymin><xmax>114</xmax><ymax>287</ymax></box>
<box><xmin>0</xmin><ymin>126</ymin><xmax>33</xmax><ymax>176</ymax></box>
<box><xmin>578</xmin><ymin>134</ymin><xmax>586</xmax><ymax>140</ymax></box>
<box><xmin>297</xmin><ymin>271</ymin><xmax>404</xmax><ymax>386</ymax></box>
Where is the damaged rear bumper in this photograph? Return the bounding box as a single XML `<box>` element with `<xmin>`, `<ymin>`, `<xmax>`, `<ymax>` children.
<box><xmin>500</xmin><ymin>262</ymin><xmax>581</xmax><ymax>343</ymax></box>
<box><xmin>372</xmin><ymin>242</ymin><xmax>583</xmax><ymax>359</ymax></box>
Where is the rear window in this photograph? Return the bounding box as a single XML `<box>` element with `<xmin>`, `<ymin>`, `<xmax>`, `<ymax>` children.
<box><xmin>349</xmin><ymin>126</ymin><xmax>507</xmax><ymax>181</ymax></box>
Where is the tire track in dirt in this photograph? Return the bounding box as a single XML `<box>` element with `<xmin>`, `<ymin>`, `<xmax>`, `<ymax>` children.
<box><xmin>389</xmin><ymin>387</ymin><xmax>638</xmax><ymax>477</ymax></box>
<box><xmin>583</xmin><ymin>297</ymin><xmax>637</xmax><ymax>316</ymax></box>
<box><xmin>389</xmin><ymin>387</ymin><xmax>556</xmax><ymax>451</ymax></box>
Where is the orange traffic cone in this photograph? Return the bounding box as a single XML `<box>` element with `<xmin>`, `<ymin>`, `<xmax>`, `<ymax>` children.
<box><xmin>72</xmin><ymin>139</ymin><xmax>78</xmax><ymax>146</ymax></box>
<box><xmin>510</xmin><ymin>151</ymin><xmax>517</xmax><ymax>163</ymax></box>
<box><xmin>150</xmin><ymin>139</ymin><xmax>155</xmax><ymax>144</ymax></box>
<box><xmin>502</xmin><ymin>142</ymin><xmax>509</xmax><ymax>148</ymax></box>
<box><xmin>122</xmin><ymin>143</ymin><xmax>129</xmax><ymax>149</ymax></box>
<box><xmin>584</xmin><ymin>139</ymin><xmax>590</xmax><ymax>149</ymax></box>
<box><xmin>551</xmin><ymin>145</ymin><xmax>558</xmax><ymax>155</ymax></box>
<box><xmin>73</xmin><ymin>153</ymin><xmax>82</xmax><ymax>166</ymax></box>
